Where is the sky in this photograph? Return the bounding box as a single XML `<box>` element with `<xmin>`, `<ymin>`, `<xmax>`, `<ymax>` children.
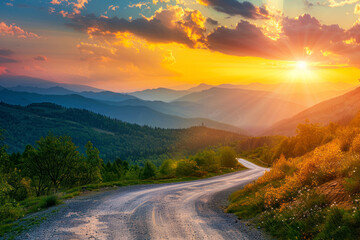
<box><xmin>1</xmin><ymin>0</ymin><xmax>360</xmax><ymax>91</ymax></box>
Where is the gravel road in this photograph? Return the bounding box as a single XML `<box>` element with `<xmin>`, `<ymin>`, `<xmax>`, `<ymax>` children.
<box><xmin>16</xmin><ymin>159</ymin><xmax>270</xmax><ymax>240</ymax></box>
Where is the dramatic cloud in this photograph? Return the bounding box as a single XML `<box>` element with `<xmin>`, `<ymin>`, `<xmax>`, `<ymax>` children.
<box><xmin>207</xmin><ymin>14</ymin><xmax>360</xmax><ymax>66</ymax></box>
<box><xmin>33</xmin><ymin>55</ymin><xmax>48</xmax><ymax>61</ymax></box>
<box><xmin>197</xmin><ymin>0</ymin><xmax>269</xmax><ymax>19</ymax></box>
<box><xmin>70</xmin><ymin>6</ymin><xmax>207</xmax><ymax>48</ymax></box>
<box><xmin>0</xmin><ymin>22</ymin><xmax>39</xmax><ymax>39</ymax></box>
<box><xmin>0</xmin><ymin>49</ymin><xmax>14</xmax><ymax>56</ymax></box>
<box><xmin>207</xmin><ymin>21</ymin><xmax>278</xmax><ymax>58</ymax></box>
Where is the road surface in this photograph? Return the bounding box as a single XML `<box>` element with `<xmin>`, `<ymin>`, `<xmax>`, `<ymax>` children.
<box><xmin>17</xmin><ymin>159</ymin><xmax>269</xmax><ymax>240</ymax></box>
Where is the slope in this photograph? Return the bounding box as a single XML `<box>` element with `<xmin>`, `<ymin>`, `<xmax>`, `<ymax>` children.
<box><xmin>264</xmin><ymin>87</ymin><xmax>360</xmax><ymax>136</ymax></box>
<box><xmin>0</xmin><ymin>102</ymin><xmax>245</xmax><ymax>163</ymax></box>
<box><xmin>0</xmin><ymin>88</ymin><xmax>243</xmax><ymax>133</ymax></box>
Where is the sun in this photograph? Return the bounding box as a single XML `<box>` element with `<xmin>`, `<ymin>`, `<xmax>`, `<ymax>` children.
<box><xmin>296</xmin><ymin>61</ymin><xmax>308</xmax><ymax>70</ymax></box>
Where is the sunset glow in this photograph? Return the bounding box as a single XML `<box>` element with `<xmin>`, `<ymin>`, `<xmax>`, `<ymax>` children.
<box><xmin>0</xmin><ymin>0</ymin><xmax>359</xmax><ymax>91</ymax></box>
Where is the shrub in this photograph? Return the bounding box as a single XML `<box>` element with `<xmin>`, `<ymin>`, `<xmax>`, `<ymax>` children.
<box><xmin>40</xmin><ymin>195</ymin><xmax>59</xmax><ymax>208</ymax></box>
<box><xmin>318</xmin><ymin>208</ymin><xmax>355</xmax><ymax>240</ymax></box>
<box><xmin>175</xmin><ymin>160</ymin><xmax>198</xmax><ymax>176</ymax></box>
<box><xmin>351</xmin><ymin>134</ymin><xmax>360</xmax><ymax>154</ymax></box>
<box><xmin>0</xmin><ymin>203</ymin><xmax>23</xmax><ymax>223</ymax></box>
<box><xmin>219</xmin><ymin>147</ymin><xmax>238</xmax><ymax>168</ymax></box>
<box><xmin>141</xmin><ymin>161</ymin><xmax>157</xmax><ymax>179</ymax></box>
<box><xmin>159</xmin><ymin>159</ymin><xmax>176</xmax><ymax>176</ymax></box>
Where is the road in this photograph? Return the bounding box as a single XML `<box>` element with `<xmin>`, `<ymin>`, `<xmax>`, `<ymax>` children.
<box><xmin>18</xmin><ymin>159</ymin><xmax>269</xmax><ymax>240</ymax></box>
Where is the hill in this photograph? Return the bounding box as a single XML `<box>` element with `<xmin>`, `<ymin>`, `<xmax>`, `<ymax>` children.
<box><xmin>0</xmin><ymin>102</ymin><xmax>245</xmax><ymax>163</ymax></box>
<box><xmin>0</xmin><ymin>75</ymin><xmax>103</xmax><ymax>92</ymax></box>
<box><xmin>0</xmin><ymin>88</ymin><xmax>242</xmax><ymax>133</ymax></box>
<box><xmin>129</xmin><ymin>87</ymin><xmax>191</xmax><ymax>102</ymax></box>
<box><xmin>264</xmin><ymin>87</ymin><xmax>360</xmax><ymax>136</ymax></box>
<box><xmin>174</xmin><ymin>87</ymin><xmax>306</xmax><ymax>130</ymax></box>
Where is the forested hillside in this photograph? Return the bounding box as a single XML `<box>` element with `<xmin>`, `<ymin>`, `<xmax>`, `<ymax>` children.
<box><xmin>230</xmin><ymin>114</ymin><xmax>360</xmax><ymax>239</ymax></box>
<box><xmin>0</xmin><ymin>102</ymin><xmax>245</xmax><ymax>164</ymax></box>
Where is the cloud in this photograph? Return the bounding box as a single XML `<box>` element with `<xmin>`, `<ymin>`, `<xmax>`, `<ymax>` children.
<box><xmin>0</xmin><ymin>22</ymin><xmax>39</xmax><ymax>39</ymax></box>
<box><xmin>328</xmin><ymin>0</ymin><xmax>359</xmax><ymax>7</ymax></box>
<box><xmin>208</xmin><ymin>20</ymin><xmax>279</xmax><ymax>58</ymax></box>
<box><xmin>206</xmin><ymin>17</ymin><xmax>218</xmax><ymax>25</ymax></box>
<box><xmin>207</xmin><ymin>13</ymin><xmax>360</xmax><ymax>66</ymax></box>
<box><xmin>50</xmin><ymin>0</ymin><xmax>89</xmax><ymax>17</ymax></box>
<box><xmin>0</xmin><ymin>49</ymin><xmax>14</xmax><ymax>56</ymax></box>
<box><xmin>355</xmin><ymin>4</ymin><xmax>360</xmax><ymax>13</ymax></box>
<box><xmin>33</xmin><ymin>55</ymin><xmax>48</xmax><ymax>61</ymax></box>
<box><xmin>197</xmin><ymin>0</ymin><xmax>269</xmax><ymax>19</ymax></box>
<box><xmin>0</xmin><ymin>56</ymin><xmax>18</xmax><ymax>64</ymax></box>
<box><xmin>69</xmin><ymin>6</ymin><xmax>207</xmax><ymax>48</ymax></box>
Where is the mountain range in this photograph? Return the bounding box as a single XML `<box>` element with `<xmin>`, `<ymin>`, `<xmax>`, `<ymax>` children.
<box><xmin>264</xmin><ymin>87</ymin><xmax>360</xmax><ymax>136</ymax></box>
<box><xmin>0</xmin><ymin>74</ymin><xmax>357</xmax><ymax>136</ymax></box>
<box><xmin>0</xmin><ymin>102</ymin><xmax>244</xmax><ymax>163</ymax></box>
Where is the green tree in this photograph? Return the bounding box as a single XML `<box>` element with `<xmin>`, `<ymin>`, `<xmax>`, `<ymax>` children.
<box><xmin>159</xmin><ymin>159</ymin><xmax>176</xmax><ymax>176</ymax></box>
<box><xmin>141</xmin><ymin>161</ymin><xmax>157</xmax><ymax>179</ymax></box>
<box><xmin>175</xmin><ymin>160</ymin><xmax>198</xmax><ymax>176</ymax></box>
<box><xmin>219</xmin><ymin>147</ymin><xmax>238</xmax><ymax>168</ymax></box>
<box><xmin>83</xmin><ymin>141</ymin><xmax>103</xmax><ymax>184</ymax></box>
<box><xmin>24</xmin><ymin>135</ymin><xmax>82</xmax><ymax>193</ymax></box>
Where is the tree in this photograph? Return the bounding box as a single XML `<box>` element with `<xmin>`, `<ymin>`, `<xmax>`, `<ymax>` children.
<box><xmin>24</xmin><ymin>135</ymin><xmax>82</xmax><ymax>192</ymax></box>
<box><xmin>141</xmin><ymin>161</ymin><xmax>157</xmax><ymax>179</ymax></box>
<box><xmin>219</xmin><ymin>147</ymin><xmax>238</xmax><ymax>168</ymax></box>
<box><xmin>83</xmin><ymin>141</ymin><xmax>103</xmax><ymax>184</ymax></box>
<box><xmin>192</xmin><ymin>150</ymin><xmax>220</xmax><ymax>172</ymax></box>
<box><xmin>175</xmin><ymin>160</ymin><xmax>198</xmax><ymax>176</ymax></box>
<box><xmin>159</xmin><ymin>159</ymin><xmax>176</xmax><ymax>176</ymax></box>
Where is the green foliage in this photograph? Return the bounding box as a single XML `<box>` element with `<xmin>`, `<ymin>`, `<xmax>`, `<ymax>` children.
<box><xmin>159</xmin><ymin>159</ymin><xmax>176</xmax><ymax>176</ymax></box>
<box><xmin>24</xmin><ymin>135</ymin><xmax>82</xmax><ymax>193</ymax></box>
<box><xmin>191</xmin><ymin>150</ymin><xmax>220</xmax><ymax>172</ymax></box>
<box><xmin>0</xmin><ymin>102</ymin><xmax>244</xmax><ymax>163</ymax></box>
<box><xmin>141</xmin><ymin>161</ymin><xmax>157</xmax><ymax>179</ymax></box>
<box><xmin>39</xmin><ymin>195</ymin><xmax>59</xmax><ymax>208</ymax></box>
<box><xmin>175</xmin><ymin>159</ymin><xmax>198</xmax><ymax>176</ymax></box>
<box><xmin>219</xmin><ymin>147</ymin><xmax>238</xmax><ymax>168</ymax></box>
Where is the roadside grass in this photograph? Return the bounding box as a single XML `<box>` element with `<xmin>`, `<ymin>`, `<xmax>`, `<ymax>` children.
<box><xmin>0</xmin><ymin>167</ymin><xmax>245</xmax><ymax>238</ymax></box>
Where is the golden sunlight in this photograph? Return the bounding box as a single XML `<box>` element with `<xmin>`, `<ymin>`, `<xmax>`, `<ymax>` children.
<box><xmin>296</xmin><ymin>61</ymin><xmax>308</xmax><ymax>70</ymax></box>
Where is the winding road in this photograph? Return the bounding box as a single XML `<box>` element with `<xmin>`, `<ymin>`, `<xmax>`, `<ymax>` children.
<box><xmin>18</xmin><ymin>159</ymin><xmax>269</xmax><ymax>240</ymax></box>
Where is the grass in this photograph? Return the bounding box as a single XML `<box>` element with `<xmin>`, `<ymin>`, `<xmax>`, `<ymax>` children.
<box><xmin>0</xmin><ymin>167</ymin><xmax>245</xmax><ymax>238</ymax></box>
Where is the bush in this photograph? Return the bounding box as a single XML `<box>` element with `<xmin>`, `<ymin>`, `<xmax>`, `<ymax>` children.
<box><xmin>0</xmin><ymin>203</ymin><xmax>23</xmax><ymax>223</ymax></box>
<box><xmin>159</xmin><ymin>159</ymin><xmax>176</xmax><ymax>176</ymax></box>
<box><xmin>219</xmin><ymin>147</ymin><xmax>238</xmax><ymax>168</ymax></box>
<box><xmin>175</xmin><ymin>160</ymin><xmax>198</xmax><ymax>176</ymax></box>
<box><xmin>40</xmin><ymin>195</ymin><xmax>59</xmax><ymax>208</ymax></box>
<box><xmin>318</xmin><ymin>208</ymin><xmax>355</xmax><ymax>240</ymax></box>
<box><xmin>141</xmin><ymin>161</ymin><xmax>157</xmax><ymax>179</ymax></box>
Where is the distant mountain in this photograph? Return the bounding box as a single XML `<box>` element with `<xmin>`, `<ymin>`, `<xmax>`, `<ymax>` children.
<box><xmin>0</xmin><ymin>102</ymin><xmax>245</xmax><ymax>163</ymax></box>
<box><xmin>106</xmin><ymin>99</ymin><xmax>203</xmax><ymax>118</ymax></box>
<box><xmin>187</xmin><ymin>83</ymin><xmax>214</xmax><ymax>92</ymax></box>
<box><xmin>77</xmin><ymin>91</ymin><xmax>137</xmax><ymax>102</ymax></box>
<box><xmin>0</xmin><ymin>88</ymin><xmax>243</xmax><ymax>133</ymax></box>
<box><xmin>129</xmin><ymin>88</ymin><xmax>191</xmax><ymax>102</ymax></box>
<box><xmin>8</xmin><ymin>86</ymin><xmax>76</xmax><ymax>95</ymax></box>
<box><xmin>174</xmin><ymin>87</ymin><xmax>306</xmax><ymax>131</ymax></box>
<box><xmin>8</xmin><ymin>85</ymin><xmax>138</xmax><ymax>102</ymax></box>
<box><xmin>264</xmin><ymin>87</ymin><xmax>360</xmax><ymax>136</ymax></box>
<box><xmin>0</xmin><ymin>75</ymin><xmax>103</xmax><ymax>92</ymax></box>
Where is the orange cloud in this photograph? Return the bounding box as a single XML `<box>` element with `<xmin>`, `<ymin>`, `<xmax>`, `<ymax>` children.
<box><xmin>0</xmin><ymin>22</ymin><xmax>39</xmax><ymax>39</ymax></box>
<box><xmin>70</xmin><ymin>5</ymin><xmax>207</xmax><ymax>48</ymax></box>
<box><xmin>355</xmin><ymin>4</ymin><xmax>360</xmax><ymax>14</ymax></box>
